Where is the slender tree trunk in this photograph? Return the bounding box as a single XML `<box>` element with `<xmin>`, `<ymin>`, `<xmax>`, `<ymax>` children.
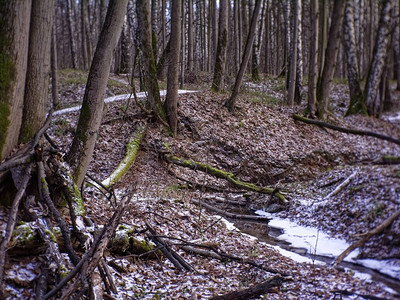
<box><xmin>136</xmin><ymin>0</ymin><xmax>167</xmax><ymax>122</ymax></box>
<box><xmin>180</xmin><ymin>0</ymin><xmax>186</xmax><ymax>88</ymax></box>
<box><xmin>212</xmin><ymin>0</ymin><xmax>228</xmax><ymax>91</ymax></box>
<box><xmin>66</xmin><ymin>0</ymin><xmax>77</xmax><ymax>69</ymax></box>
<box><xmin>165</xmin><ymin>0</ymin><xmax>181</xmax><ymax>136</ymax></box>
<box><xmin>365</xmin><ymin>0</ymin><xmax>393</xmax><ymax>117</ymax></box>
<box><xmin>294</xmin><ymin>0</ymin><xmax>303</xmax><ymax>105</ymax></box>
<box><xmin>0</xmin><ymin>1</ymin><xmax>31</xmax><ymax>160</ymax></box>
<box><xmin>66</xmin><ymin>0</ymin><xmax>128</xmax><ymax>187</ymax></box>
<box><xmin>344</xmin><ymin>0</ymin><xmax>365</xmax><ymax>115</ymax></box>
<box><xmin>120</xmin><ymin>19</ymin><xmax>131</xmax><ymax>74</ymax></box>
<box><xmin>392</xmin><ymin>0</ymin><xmax>400</xmax><ymax>90</ymax></box>
<box><xmin>19</xmin><ymin>0</ymin><xmax>54</xmax><ymax>142</ymax></box>
<box><xmin>319</xmin><ymin>0</ymin><xmax>328</xmax><ymax>78</ymax></box>
<box><xmin>188</xmin><ymin>0</ymin><xmax>194</xmax><ymax>72</ymax></box>
<box><xmin>316</xmin><ymin>0</ymin><xmax>346</xmax><ymax>120</ymax></box>
<box><xmin>287</xmin><ymin>0</ymin><xmax>299</xmax><ymax>106</ymax></box>
<box><xmin>161</xmin><ymin>0</ymin><xmax>166</xmax><ymax>52</ymax></box>
<box><xmin>234</xmin><ymin>0</ymin><xmax>240</xmax><ymax>73</ymax></box>
<box><xmin>226</xmin><ymin>0</ymin><xmax>262</xmax><ymax>111</ymax></box>
<box><xmin>307</xmin><ymin>0</ymin><xmax>318</xmax><ymax>118</ymax></box>
<box><xmin>51</xmin><ymin>23</ymin><xmax>59</xmax><ymax>109</ymax></box>
<box><xmin>212</xmin><ymin>0</ymin><xmax>218</xmax><ymax>66</ymax></box>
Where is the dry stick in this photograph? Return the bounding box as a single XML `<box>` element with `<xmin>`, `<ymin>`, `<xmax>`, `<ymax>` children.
<box><xmin>145</xmin><ymin>221</ymin><xmax>192</xmax><ymax>272</ymax></box>
<box><xmin>0</xmin><ymin>164</ymin><xmax>32</xmax><ymax>296</ymax></box>
<box><xmin>44</xmin><ymin>193</ymin><xmax>131</xmax><ymax>299</ymax></box>
<box><xmin>101</xmin><ymin>258</ymin><xmax>117</xmax><ymax>294</ymax></box>
<box><xmin>334</xmin><ymin>210</ymin><xmax>400</xmax><ymax>266</ymax></box>
<box><xmin>38</xmin><ymin>161</ymin><xmax>79</xmax><ymax>266</ymax></box>
<box><xmin>293</xmin><ymin>114</ymin><xmax>400</xmax><ymax>146</ymax></box>
<box><xmin>192</xmin><ymin>199</ymin><xmax>270</xmax><ymax>222</ymax></box>
<box><xmin>210</xmin><ymin>274</ymin><xmax>285</xmax><ymax>300</ymax></box>
<box><xmin>325</xmin><ymin>171</ymin><xmax>357</xmax><ymax>199</ymax></box>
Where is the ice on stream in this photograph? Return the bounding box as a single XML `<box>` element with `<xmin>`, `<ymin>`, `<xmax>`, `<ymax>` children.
<box><xmin>254</xmin><ymin>210</ymin><xmax>400</xmax><ymax>281</ymax></box>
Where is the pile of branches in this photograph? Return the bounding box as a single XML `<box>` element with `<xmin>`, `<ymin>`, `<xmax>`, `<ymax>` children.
<box><xmin>0</xmin><ymin>117</ymin><xmax>133</xmax><ymax>299</ymax></box>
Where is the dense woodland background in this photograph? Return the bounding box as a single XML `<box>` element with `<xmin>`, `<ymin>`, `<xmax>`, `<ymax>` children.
<box><xmin>1</xmin><ymin>0</ymin><xmax>400</xmax><ymax>299</ymax></box>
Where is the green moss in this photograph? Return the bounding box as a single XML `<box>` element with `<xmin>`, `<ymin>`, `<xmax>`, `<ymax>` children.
<box><xmin>11</xmin><ymin>223</ymin><xmax>36</xmax><ymax>247</ymax></box>
<box><xmin>382</xmin><ymin>155</ymin><xmax>400</xmax><ymax>164</ymax></box>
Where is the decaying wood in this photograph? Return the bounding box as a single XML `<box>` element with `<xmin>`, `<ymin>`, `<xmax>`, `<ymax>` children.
<box><xmin>163</xmin><ymin>153</ymin><xmax>286</xmax><ymax>203</ymax></box>
<box><xmin>293</xmin><ymin>114</ymin><xmax>400</xmax><ymax>146</ymax></box>
<box><xmin>334</xmin><ymin>210</ymin><xmax>400</xmax><ymax>265</ymax></box>
<box><xmin>325</xmin><ymin>172</ymin><xmax>356</xmax><ymax>199</ymax></box>
<box><xmin>192</xmin><ymin>199</ymin><xmax>270</xmax><ymax>222</ymax></box>
<box><xmin>210</xmin><ymin>274</ymin><xmax>284</xmax><ymax>300</ymax></box>
<box><xmin>0</xmin><ymin>164</ymin><xmax>32</xmax><ymax>296</ymax></box>
<box><xmin>38</xmin><ymin>160</ymin><xmax>79</xmax><ymax>266</ymax></box>
<box><xmin>44</xmin><ymin>190</ymin><xmax>132</xmax><ymax>299</ymax></box>
<box><xmin>101</xmin><ymin>125</ymin><xmax>147</xmax><ymax>187</ymax></box>
<box><xmin>145</xmin><ymin>221</ymin><xmax>192</xmax><ymax>272</ymax></box>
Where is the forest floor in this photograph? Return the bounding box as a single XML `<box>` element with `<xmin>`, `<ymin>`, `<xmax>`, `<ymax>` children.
<box><xmin>3</xmin><ymin>70</ymin><xmax>400</xmax><ymax>299</ymax></box>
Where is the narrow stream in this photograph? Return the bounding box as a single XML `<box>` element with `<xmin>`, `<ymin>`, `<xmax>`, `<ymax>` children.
<box><xmin>228</xmin><ymin>210</ymin><xmax>400</xmax><ymax>296</ymax></box>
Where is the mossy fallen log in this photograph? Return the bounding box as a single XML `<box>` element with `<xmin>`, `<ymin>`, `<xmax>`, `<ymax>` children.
<box><xmin>102</xmin><ymin>125</ymin><xmax>146</xmax><ymax>188</ymax></box>
<box><xmin>163</xmin><ymin>154</ymin><xmax>286</xmax><ymax>203</ymax></box>
<box><xmin>293</xmin><ymin>114</ymin><xmax>400</xmax><ymax>146</ymax></box>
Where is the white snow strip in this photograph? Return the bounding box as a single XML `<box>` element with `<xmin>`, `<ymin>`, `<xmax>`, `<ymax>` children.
<box><xmin>255</xmin><ymin>210</ymin><xmax>400</xmax><ymax>281</ymax></box>
<box><xmin>53</xmin><ymin>90</ymin><xmax>197</xmax><ymax>116</ymax></box>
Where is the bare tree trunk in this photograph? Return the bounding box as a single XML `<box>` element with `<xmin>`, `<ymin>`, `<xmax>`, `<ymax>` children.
<box><xmin>67</xmin><ymin>0</ymin><xmax>128</xmax><ymax>187</ymax></box>
<box><xmin>136</xmin><ymin>0</ymin><xmax>167</xmax><ymax>122</ymax></box>
<box><xmin>317</xmin><ymin>0</ymin><xmax>346</xmax><ymax>120</ymax></box>
<box><xmin>212</xmin><ymin>0</ymin><xmax>228</xmax><ymax>91</ymax></box>
<box><xmin>319</xmin><ymin>0</ymin><xmax>328</xmax><ymax>77</ymax></box>
<box><xmin>188</xmin><ymin>0</ymin><xmax>194</xmax><ymax>72</ymax></box>
<box><xmin>165</xmin><ymin>0</ymin><xmax>181</xmax><ymax>136</ymax></box>
<box><xmin>66</xmin><ymin>0</ymin><xmax>77</xmax><ymax>69</ymax></box>
<box><xmin>392</xmin><ymin>0</ymin><xmax>400</xmax><ymax>90</ymax></box>
<box><xmin>0</xmin><ymin>1</ymin><xmax>31</xmax><ymax>160</ymax></box>
<box><xmin>180</xmin><ymin>0</ymin><xmax>186</xmax><ymax>88</ymax></box>
<box><xmin>294</xmin><ymin>0</ymin><xmax>303</xmax><ymax>105</ymax></box>
<box><xmin>226</xmin><ymin>0</ymin><xmax>262</xmax><ymax>111</ymax></box>
<box><xmin>287</xmin><ymin>0</ymin><xmax>299</xmax><ymax>106</ymax></box>
<box><xmin>119</xmin><ymin>19</ymin><xmax>131</xmax><ymax>74</ymax></box>
<box><xmin>234</xmin><ymin>0</ymin><xmax>241</xmax><ymax>73</ymax></box>
<box><xmin>344</xmin><ymin>0</ymin><xmax>365</xmax><ymax>115</ymax></box>
<box><xmin>307</xmin><ymin>0</ymin><xmax>318</xmax><ymax>118</ymax></box>
<box><xmin>51</xmin><ymin>23</ymin><xmax>59</xmax><ymax>108</ymax></box>
<box><xmin>161</xmin><ymin>0</ymin><xmax>166</xmax><ymax>52</ymax></box>
<box><xmin>19</xmin><ymin>0</ymin><xmax>54</xmax><ymax>142</ymax></box>
<box><xmin>365</xmin><ymin>0</ymin><xmax>393</xmax><ymax>117</ymax></box>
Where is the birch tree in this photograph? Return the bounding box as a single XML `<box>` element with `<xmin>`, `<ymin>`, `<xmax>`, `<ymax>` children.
<box><xmin>344</xmin><ymin>0</ymin><xmax>365</xmax><ymax>115</ymax></box>
<box><xmin>365</xmin><ymin>0</ymin><xmax>393</xmax><ymax>117</ymax></box>
<box><xmin>67</xmin><ymin>0</ymin><xmax>128</xmax><ymax>187</ymax></box>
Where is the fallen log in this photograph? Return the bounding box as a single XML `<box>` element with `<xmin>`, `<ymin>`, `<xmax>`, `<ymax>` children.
<box><xmin>293</xmin><ymin>114</ymin><xmax>400</xmax><ymax>146</ymax></box>
<box><xmin>210</xmin><ymin>274</ymin><xmax>284</xmax><ymax>300</ymax></box>
<box><xmin>101</xmin><ymin>124</ymin><xmax>146</xmax><ymax>188</ymax></box>
<box><xmin>191</xmin><ymin>199</ymin><xmax>270</xmax><ymax>222</ymax></box>
<box><xmin>163</xmin><ymin>154</ymin><xmax>286</xmax><ymax>203</ymax></box>
<box><xmin>334</xmin><ymin>210</ymin><xmax>400</xmax><ymax>265</ymax></box>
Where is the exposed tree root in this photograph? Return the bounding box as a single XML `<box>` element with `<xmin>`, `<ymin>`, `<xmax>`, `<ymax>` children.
<box><xmin>293</xmin><ymin>114</ymin><xmax>400</xmax><ymax>146</ymax></box>
<box><xmin>334</xmin><ymin>210</ymin><xmax>400</xmax><ymax>265</ymax></box>
<box><xmin>162</xmin><ymin>153</ymin><xmax>286</xmax><ymax>203</ymax></box>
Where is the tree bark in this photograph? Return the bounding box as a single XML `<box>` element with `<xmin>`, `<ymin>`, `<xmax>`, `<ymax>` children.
<box><xmin>365</xmin><ymin>0</ymin><xmax>393</xmax><ymax>117</ymax></box>
<box><xmin>165</xmin><ymin>0</ymin><xmax>181</xmax><ymax>136</ymax></box>
<box><xmin>0</xmin><ymin>0</ymin><xmax>31</xmax><ymax>160</ymax></box>
<box><xmin>188</xmin><ymin>0</ymin><xmax>194</xmax><ymax>72</ymax></box>
<box><xmin>136</xmin><ymin>0</ymin><xmax>167</xmax><ymax>122</ymax></box>
<box><xmin>317</xmin><ymin>0</ymin><xmax>346</xmax><ymax>120</ymax></box>
<box><xmin>212</xmin><ymin>0</ymin><xmax>228</xmax><ymax>92</ymax></box>
<box><xmin>66</xmin><ymin>0</ymin><xmax>77</xmax><ymax>68</ymax></box>
<box><xmin>287</xmin><ymin>0</ymin><xmax>299</xmax><ymax>106</ymax></box>
<box><xmin>307</xmin><ymin>0</ymin><xmax>319</xmax><ymax>117</ymax></box>
<box><xmin>67</xmin><ymin>0</ymin><xmax>128</xmax><ymax>187</ymax></box>
<box><xmin>226</xmin><ymin>0</ymin><xmax>262</xmax><ymax>111</ymax></box>
<box><xmin>344</xmin><ymin>0</ymin><xmax>365</xmax><ymax>116</ymax></box>
<box><xmin>19</xmin><ymin>0</ymin><xmax>54</xmax><ymax>143</ymax></box>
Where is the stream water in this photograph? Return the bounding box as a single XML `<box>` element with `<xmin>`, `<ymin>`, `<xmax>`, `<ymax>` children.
<box><xmin>228</xmin><ymin>210</ymin><xmax>400</xmax><ymax>296</ymax></box>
